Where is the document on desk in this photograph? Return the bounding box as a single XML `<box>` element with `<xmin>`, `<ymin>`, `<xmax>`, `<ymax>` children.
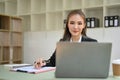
<box><xmin>11</xmin><ymin>66</ymin><xmax>56</xmax><ymax>74</ymax></box>
<box><xmin>4</xmin><ymin>64</ymin><xmax>32</xmax><ymax>68</ymax></box>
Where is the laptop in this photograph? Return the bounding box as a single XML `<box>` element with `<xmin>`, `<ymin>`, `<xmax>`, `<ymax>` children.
<box><xmin>55</xmin><ymin>42</ymin><xmax>112</xmax><ymax>78</ymax></box>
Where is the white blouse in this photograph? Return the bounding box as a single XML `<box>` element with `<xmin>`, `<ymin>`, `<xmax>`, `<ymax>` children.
<box><xmin>70</xmin><ymin>35</ymin><xmax>82</xmax><ymax>42</ymax></box>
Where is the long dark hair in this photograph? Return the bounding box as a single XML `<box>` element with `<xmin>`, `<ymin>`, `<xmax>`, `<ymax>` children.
<box><xmin>62</xmin><ymin>10</ymin><xmax>87</xmax><ymax>41</ymax></box>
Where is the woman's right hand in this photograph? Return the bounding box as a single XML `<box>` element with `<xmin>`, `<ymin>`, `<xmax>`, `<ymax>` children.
<box><xmin>34</xmin><ymin>58</ymin><xmax>46</xmax><ymax>69</ymax></box>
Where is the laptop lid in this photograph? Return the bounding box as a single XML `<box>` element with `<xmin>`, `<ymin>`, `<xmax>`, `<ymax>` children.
<box><xmin>55</xmin><ymin>42</ymin><xmax>112</xmax><ymax>78</ymax></box>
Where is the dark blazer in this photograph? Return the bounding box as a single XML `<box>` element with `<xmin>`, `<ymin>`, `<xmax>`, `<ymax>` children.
<box><xmin>46</xmin><ymin>36</ymin><xmax>97</xmax><ymax>67</ymax></box>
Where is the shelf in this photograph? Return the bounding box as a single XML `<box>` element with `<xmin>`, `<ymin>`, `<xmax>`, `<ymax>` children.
<box><xmin>46</xmin><ymin>12</ymin><xmax>63</xmax><ymax>30</ymax></box>
<box><xmin>0</xmin><ymin>0</ymin><xmax>120</xmax><ymax>31</ymax></box>
<box><xmin>0</xmin><ymin>0</ymin><xmax>5</xmax><ymax>2</ymax></box>
<box><xmin>2</xmin><ymin>47</ymin><xmax>10</xmax><ymax>62</ymax></box>
<box><xmin>0</xmin><ymin>15</ymin><xmax>10</xmax><ymax>30</ymax></box>
<box><xmin>5</xmin><ymin>0</ymin><xmax>17</xmax><ymax>16</ymax></box>
<box><xmin>104</xmin><ymin>26</ymin><xmax>120</xmax><ymax>29</ymax></box>
<box><xmin>84</xmin><ymin>7</ymin><xmax>103</xmax><ymax>27</ymax></box>
<box><xmin>0</xmin><ymin>14</ymin><xmax>22</xmax><ymax>64</ymax></box>
<box><xmin>0</xmin><ymin>61</ymin><xmax>9</xmax><ymax>64</ymax></box>
<box><xmin>83</xmin><ymin>0</ymin><xmax>103</xmax><ymax>8</ymax></box>
<box><xmin>19</xmin><ymin>15</ymin><xmax>31</xmax><ymax>31</ymax></box>
<box><xmin>17</xmin><ymin>0</ymin><xmax>31</xmax><ymax>15</ymax></box>
<box><xmin>31</xmin><ymin>0</ymin><xmax>46</xmax><ymax>14</ymax></box>
<box><xmin>105</xmin><ymin>0</ymin><xmax>120</xmax><ymax>5</ymax></box>
<box><xmin>13</xmin><ymin>47</ymin><xmax>22</xmax><ymax>62</ymax></box>
<box><xmin>0</xmin><ymin>47</ymin><xmax>1</xmax><ymax>61</ymax></box>
<box><xmin>105</xmin><ymin>3</ymin><xmax>120</xmax><ymax>7</ymax></box>
<box><xmin>11</xmin><ymin>17</ymin><xmax>22</xmax><ymax>32</ymax></box>
<box><xmin>11</xmin><ymin>33</ymin><xmax>22</xmax><ymax>46</ymax></box>
<box><xmin>105</xmin><ymin>5</ymin><xmax>120</xmax><ymax>16</ymax></box>
<box><xmin>0</xmin><ymin>29</ymin><xmax>9</xmax><ymax>32</ymax></box>
<box><xmin>64</xmin><ymin>0</ymin><xmax>82</xmax><ymax>10</ymax></box>
<box><xmin>47</xmin><ymin>0</ymin><xmax>63</xmax><ymax>12</ymax></box>
<box><xmin>0</xmin><ymin>33</ymin><xmax>1</xmax><ymax>46</ymax></box>
<box><xmin>0</xmin><ymin>32</ymin><xmax>10</xmax><ymax>46</ymax></box>
<box><xmin>55</xmin><ymin>0</ymin><xmax>63</xmax><ymax>11</ymax></box>
<box><xmin>0</xmin><ymin>2</ymin><xmax>5</xmax><ymax>14</ymax></box>
<box><xmin>13</xmin><ymin>60</ymin><xmax>22</xmax><ymax>64</ymax></box>
<box><xmin>31</xmin><ymin>13</ymin><xmax>46</xmax><ymax>31</ymax></box>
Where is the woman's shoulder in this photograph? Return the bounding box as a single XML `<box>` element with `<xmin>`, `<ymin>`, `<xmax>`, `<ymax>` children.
<box><xmin>82</xmin><ymin>36</ymin><xmax>97</xmax><ymax>42</ymax></box>
<box><xmin>59</xmin><ymin>36</ymin><xmax>97</xmax><ymax>42</ymax></box>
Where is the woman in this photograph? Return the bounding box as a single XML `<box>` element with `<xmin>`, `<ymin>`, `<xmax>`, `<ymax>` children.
<box><xmin>34</xmin><ymin>10</ymin><xmax>97</xmax><ymax>69</ymax></box>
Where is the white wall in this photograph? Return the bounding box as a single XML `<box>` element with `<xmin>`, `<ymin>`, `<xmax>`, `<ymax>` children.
<box><xmin>87</xmin><ymin>27</ymin><xmax>120</xmax><ymax>73</ymax></box>
<box><xmin>87</xmin><ymin>27</ymin><xmax>120</xmax><ymax>61</ymax></box>
<box><xmin>23</xmin><ymin>28</ymin><xmax>120</xmax><ymax>73</ymax></box>
<box><xmin>23</xmin><ymin>30</ymin><xmax>64</xmax><ymax>64</ymax></box>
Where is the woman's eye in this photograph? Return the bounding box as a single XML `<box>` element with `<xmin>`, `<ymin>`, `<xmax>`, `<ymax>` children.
<box><xmin>69</xmin><ymin>21</ymin><xmax>82</xmax><ymax>25</ymax></box>
<box><xmin>78</xmin><ymin>22</ymin><xmax>82</xmax><ymax>25</ymax></box>
<box><xmin>70</xmin><ymin>22</ymin><xmax>74</xmax><ymax>24</ymax></box>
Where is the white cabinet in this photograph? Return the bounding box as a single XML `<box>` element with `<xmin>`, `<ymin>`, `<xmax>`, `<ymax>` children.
<box><xmin>0</xmin><ymin>0</ymin><xmax>120</xmax><ymax>31</ymax></box>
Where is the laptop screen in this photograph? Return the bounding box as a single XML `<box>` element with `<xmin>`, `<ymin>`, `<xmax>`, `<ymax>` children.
<box><xmin>55</xmin><ymin>42</ymin><xmax>112</xmax><ymax>78</ymax></box>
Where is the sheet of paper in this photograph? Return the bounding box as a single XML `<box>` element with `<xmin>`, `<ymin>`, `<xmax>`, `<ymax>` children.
<box><xmin>4</xmin><ymin>64</ymin><xmax>32</xmax><ymax>69</ymax></box>
<box><xmin>11</xmin><ymin>66</ymin><xmax>56</xmax><ymax>74</ymax></box>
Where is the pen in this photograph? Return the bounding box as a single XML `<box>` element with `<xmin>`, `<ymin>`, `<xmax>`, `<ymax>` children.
<box><xmin>17</xmin><ymin>70</ymin><xmax>28</xmax><ymax>73</ymax></box>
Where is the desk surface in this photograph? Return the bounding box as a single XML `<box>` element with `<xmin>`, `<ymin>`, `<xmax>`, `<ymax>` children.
<box><xmin>0</xmin><ymin>65</ymin><xmax>117</xmax><ymax>80</ymax></box>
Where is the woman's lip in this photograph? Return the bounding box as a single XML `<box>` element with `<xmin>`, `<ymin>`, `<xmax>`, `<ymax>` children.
<box><xmin>73</xmin><ymin>31</ymin><xmax>79</xmax><ymax>33</ymax></box>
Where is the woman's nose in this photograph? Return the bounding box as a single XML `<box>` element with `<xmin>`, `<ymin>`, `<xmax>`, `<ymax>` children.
<box><xmin>74</xmin><ymin>24</ymin><xmax>78</xmax><ymax>28</ymax></box>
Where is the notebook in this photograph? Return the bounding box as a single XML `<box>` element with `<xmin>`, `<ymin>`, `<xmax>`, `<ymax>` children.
<box><xmin>55</xmin><ymin>42</ymin><xmax>112</xmax><ymax>78</ymax></box>
<box><xmin>11</xmin><ymin>65</ymin><xmax>55</xmax><ymax>74</ymax></box>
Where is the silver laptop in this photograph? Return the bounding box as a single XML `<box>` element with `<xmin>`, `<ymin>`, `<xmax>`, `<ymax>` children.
<box><xmin>55</xmin><ymin>42</ymin><xmax>112</xmax><ymax>78</ymax></box>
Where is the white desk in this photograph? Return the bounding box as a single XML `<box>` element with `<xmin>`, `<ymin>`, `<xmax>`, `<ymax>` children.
<box><xmin>0</xmin><ymin>65</ymin><xmax>118</xmax><ymax>80</ymax></box>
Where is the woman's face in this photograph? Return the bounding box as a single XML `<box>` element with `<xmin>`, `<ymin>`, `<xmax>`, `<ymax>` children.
<box><xmin>68</xmin><ymin>14</ymin><xmax>85</xmax><ymax>38</ymax></box>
